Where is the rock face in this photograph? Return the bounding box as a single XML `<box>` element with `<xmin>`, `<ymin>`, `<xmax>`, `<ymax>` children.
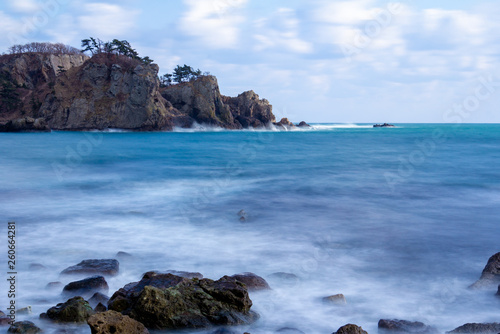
<box><xmin>231</xmin><ymin>272</ymin><xmax>271</xmax><ymax>291</ymax></box>
<box><xmin>7</xmin><ymin>321</ymin><xmax>42</xmax><ymax>333</ymax></box>
<box><xmin>470</xmin><ymin>252</ymin><xmax>500</xmax><ymax>289</ymax></box>
<box><xmin>87</xmin><ymin>310</ymin><xmax>149</xmax><ymax>334</ymax></box>
<box><xmin>447</xmin><ymin>323</ymin><xmax>500</xmax><ymax>334</ymax></box>
<box><xmin>0</xmin><ymin>53</ymin><xmax>282</xmax><ymax>131</ymax></box>
<box><xmin>108</xmin><ymin>272</ymin><xmax>258</xmax><ymax>330</ymax></box>
<box><xmin>61</xmin><ymin>259</ymin><xmax>119</xmax><ymax>276</ymax></box>
<box><xmin>42</xmin><ymin>296</ymin><xmax>95</xmax><ymax>323</ymax></box>
<box><xmin>378</xmin><ymin>319</ymin><xmax>437</xmax><ymax>334</ymax></box>
<box><xmin>334</xmin><ymin>324</ymin><xmax>368</xmax><ymax>334</ymax></box>
<box><xmin>63</xmin><ymin>275</ymin><xmax>109</xmax><ymax>297</ymax></box>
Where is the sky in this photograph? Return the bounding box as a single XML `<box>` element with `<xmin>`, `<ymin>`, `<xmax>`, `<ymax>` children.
<box><xmin>0</xmin><ymin>0</ymin><xmax>499</xmax><ymax>123</ymax></box>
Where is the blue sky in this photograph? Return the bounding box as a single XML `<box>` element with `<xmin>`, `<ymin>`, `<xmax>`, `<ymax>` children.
<box><xmin>0</xmin><ymin>0</ymin><xmax>499</xmax><ymax>123</ymax></box>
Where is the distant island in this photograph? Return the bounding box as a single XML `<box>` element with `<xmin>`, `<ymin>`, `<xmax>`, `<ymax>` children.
<box><xmin>0</xmin><ymin>39</ymin><xmax>309</xmax><ymax>132</ymax></box>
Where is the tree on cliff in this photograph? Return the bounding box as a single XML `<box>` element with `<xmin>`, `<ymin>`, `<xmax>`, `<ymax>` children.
<box><xmin>173</xmin><ymin>65</ymin><xmax>202</xmax><ymax>83</ymax></box>
<box><xmin>81</xmin><ymin>37</ymin><xmax>153</xmax><ymax>65</ymax></box>
<box><xmin>8</xmin><ymin>42</ymin><xmax>81</xmax><ymax>55</ymax></box>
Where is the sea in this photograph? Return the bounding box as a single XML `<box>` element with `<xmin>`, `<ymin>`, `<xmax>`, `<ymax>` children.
<box><xmin>0</xmin><ymin>123</ymin><xmax>499</xmax><ymax>334</ymax></box>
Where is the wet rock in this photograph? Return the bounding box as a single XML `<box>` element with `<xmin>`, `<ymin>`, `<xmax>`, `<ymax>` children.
<box><xmin>87</xmin><ymin>310</ymin><xmax>149</xmax><ymax>334</ymax></box>
<box><xmin>29</xmin><ymin>263</ymin><xmax>47</xmax><ymax>271</ymax></box>
<box><xmin>94</xmin><ymin>303</ymin><xmax>107</xmax><ymax>313</ymax></box>
<box><xmin>46</xmin><ymin>282</ymin><xmax>63</xmax><ymax>290</ymax></box>
<box><xmin>163</xmin><ymin>270</ymin><xmax>203</xmax><ymax>279</ymax></box>
<box><xmin>1</xmin><ymin>314</ymin><xmax>12</xmax><ymax>326</ymax></box>
<box><xmin>17</xmin><ymin>307</ymin><xmax>32</xmax><ymax>315</ymax></box>
<box><xmin>108</xmin><ymin>273</ymin><xmax>258</xmax><ymax>329</ymax></box>
<box><xmin>447</xmin><ymin>323</ymin><xmax>500</xmax><ymax>334</ymax></box>
<box><xmin>276</xmin><ymin>327</ymin><xmax>306</xmax><ymax>333</ymax></box>
<box><xmin>61</xmin><ymin>259</ymin><xmax>119</xmax><ymax>276</ymax></box>
<box><xmin>275</xmin><ymin>118</ymin><xmax>295</xmax><ymax>128</ymax></box>
<box><xmin>43</xmin><ymin>296</ymin><xmax>95</xmax><ymax>323</ymax></box>
<box><xmin>7</xmin><ymin>321</ymin><xmax>42</xmax><ymax>333</ymax></box>
<box><xmin>378</xmin><ymin>319</ymin><xmax>438</xmax><ymax>334</ymax></box>
<box><xmin>470</xmin><ymin>252</ymin><xmax>500</xmax><ymax>289</ymax></box>
<box><xmin>297</xmin><ymin>121</ymin><xmax>310</xmax><ymax>127</ymax></box>
<box><xmin>89</xmin><ymin>292</ymin><xmax>110</xmax><ymax>308</ymax></box>
<box><xmin>231</xmin><ymin>273</ymin><xmax>271</xmax><ymax>291</ymax></box>
<box><xmin>63</xmin><ymin>275</ymin><xmax>109</xmax><ymax>297</ymax></box>
<box><xmin>323</xmin><ymin>294</ymin><xmax>347</xmax><ymax>305</ymax></box>
<box><xmin>334</xmin><ymin>324</ymin><xmax>368</xmax><ymax>334</ymax></box>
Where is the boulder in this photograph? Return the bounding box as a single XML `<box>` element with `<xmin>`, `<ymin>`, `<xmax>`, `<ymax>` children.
<box><xmin>334</xmin><ymin>324</ymin><xmax>368</xmax><ymax>334</ymax></box>
<box><xmin>0</xmin><ymin>317</ymin><xmax>11</xmax><ymax>326</ymax></box>
<box><xmin>63</xmin><ymin>275</ymin><xmax>109</xmax><ymax>297</ymax></box>
<box><xmin>470</xmin><ymin>252</ymin><xmax>500</xmax><ymax>289</ymax></box>
<box><xmin>7</xmin><ymin>321</ymin><xmax>42</xmax><ymax>333</ymax></box>
<box><xmin>297</xmin><ymin>121</ymin><xmax>310</xmax><ymax>127</ymax></box>
<box><xmin>87</xmin><ymin>310</ymin><xmax>149</xmax><ymax>334</ymax></box>
<box><xmin>115</xmin><ymin>251</ymin><xmax>133</xmax><ymax>260</ymax></box>
<box><xmin>61</xmin><ymin>259</ymin><xmax>119</xmax><ymax>276</ymax></box>
<box><xmin>94</xmin><ymin>303</ymin><xmax>107</xmax><ymax>313</ymax></box>
<box><xmin>108</xmin><ymin>273</ymin><xmax>258</xmax><ymax>329</ymax></box>
<box><xmin>378</xmin><ymin>319</ymin><xmax>438</xmax><ymax>334</ymax></box>
<box><xmin>17</xmin><ymin>307</ymin><xmax>31</xmax><ymax>315</ymax></box>
<box><xmin>163</xmin><ymin>270</ymin><xmax>203</xmax><ymax>279</ymax></box>
<box><xmin>89</xmin><ymin>292</ymin><xmax>110</xmax><ymax>308</ymax></box>
<box><xmin>275</xmin><ymin>118</ymin><xmax>295</xmax><ymax>128</ymax></box>
<box><xmin>322</xmin><ymin>294</ymin><xmax>347</xmax><ymax>305</ymax></box>
<box><xmin>42</xmin><ymin>296</ymin><xmax>95</xmax><ymax>323</ymax></box>
<box><xmin>231</xmin><ymin>273</ymin><xmax>271</xmax><ymax>291</ymax></box>
<box><xmin>447</xmin><ymin>323</ymin><xmax>500</xmax><ymax>334</ymax></box>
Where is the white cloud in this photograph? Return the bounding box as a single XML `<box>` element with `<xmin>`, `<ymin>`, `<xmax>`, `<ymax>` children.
<box><xmin>253</xmin><ymin>8</ymin><xmax>313</xmax><ymax>54</ymax></box>
<box><xmin>180</xmin><ymin>0</ymin><xmax>247</xmax><ymax>49</ymax></box>
<box><xmin>313</xmin><ymin>0</ymin><xmax>378</xmax><ymax>25</ymax></box>
<box><xmin>8</xmin><ymin>0</ymin><xmax>40</xmax><ymax>13</ymax></box>
<box><xmin>78</xmin><ymin>3</ymin><xmax>140</xmax><ymax>40</ymax></box>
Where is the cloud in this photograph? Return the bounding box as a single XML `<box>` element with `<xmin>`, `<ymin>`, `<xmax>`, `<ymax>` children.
<box><xmin>8</xmin><ymin>0</ymin><xmax>40</xmax><ymax>13</ymax></box>
<box><xmin>180</xmin><ymin>0</ymin><xmax>247</xmax><ymax>49</ymax></box>
<box><xmin>78</xmin><ymin>3</ymin><xmax>140</xmax><ymax>40</ymax></box>
<box><xmin>253</xmin><ymin>8</ymin><xmax>313</xmax><ymax>54</ymax></box>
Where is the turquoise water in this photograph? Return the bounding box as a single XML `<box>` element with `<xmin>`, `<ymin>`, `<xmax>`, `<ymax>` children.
<box><xmin>0</xmin><ymin>124</ymin><xmax>499</xmax><ymax>333</ymax></box>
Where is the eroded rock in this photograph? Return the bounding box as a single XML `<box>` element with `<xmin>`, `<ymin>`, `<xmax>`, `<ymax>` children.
<box><xmin>378</xmin><ymin>319</ymin><xmax>437</xmax><ymax>334</ymax></box>
<box><xmin>42</xmin><ymin>296</ymin><xmax>95</xmax><ymax>323</ymax></box>
<box><xmin>87</xmin><ymin>310</ymin><xmax>149</xmax><ymax>334</ymax></box>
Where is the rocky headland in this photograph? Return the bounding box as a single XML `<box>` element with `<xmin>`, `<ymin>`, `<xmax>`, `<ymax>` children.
<box><xmin>0</xmin><ymin>52</ymin><xmax>306</xmax><ymax>132</ymax></box>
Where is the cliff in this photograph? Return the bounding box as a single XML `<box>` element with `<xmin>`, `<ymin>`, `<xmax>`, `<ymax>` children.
<box><xmin>0</xmin><ymin>53</ymin><xmax>287</xmax><ymax>132</ymax></box>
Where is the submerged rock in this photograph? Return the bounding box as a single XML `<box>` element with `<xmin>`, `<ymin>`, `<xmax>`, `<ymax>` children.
<box><xmin>42</xmin><ymin>296</ymin><xmax>95</xmax><ymax>323</ymax></box>
<box><xmin>16</xmin><ymin>307</ymin><xmax>32</xmax><ymax>315</ymax></box>
<box><xmin>46</xmin><ymin>281</ymin><xmax>63</xmax><ymax>290</ymax></box>
<box><xmin>447</xmin><ymin>323</ymin><xmax>500</xmax><ymax>334</ymax></box>
<box><xmin>61</xmin><ymin>259</ymin><xmax>119</xmax><ymax>276</ymax></box>
<box><xmin>334</xmin><ymin>324</ymin><xmax>368</xmax><ymax>334</ymax></box>
<box><xmin>323</xmin><ymin>294</ymin><xmax>347</xmax><ymax>305</ymax></box>
<box><xmin>108</xmin><ymin>272</ymin><xmax>258</xmax><ymax>329</ymax></box>
<box><xmin>231</xmin><ymin>273</ymin><xmax>271</xmax><ymax>291</ymax></box>
<box><xmin>276</xmin><ymin>327</ymin><xmax>306</xmax><ymax>333</ymax></box>
<box><xmin>378</xmin><ymin>319</ymin><xmax>438</xmax><ymax>334</ymax></box>
<box><xmin>87</xmin><ymin>310</ymin><xmax>149</xmax><ymax>334</ymax></box>
<box><xmin>29</xmin><ymin>263</ymin><xmax>47</xmax><ymax>271</ymax></box>
<box><xmin>89</xmin><ymin>292</ymin><xmax>110</xmax><ymax>308</ymax></box>
<box><xmin>7</xmin><ymin>321</ymin><xmax>42</xmax><ymax>333</ymax></box>
<box><xmin>470</xmin><ymin>252</ymin><xmax>500</xmax><ymax>289</ymax></box>
<box><xmin>63</xmin><ymin>275</ymin><xmax>109</xmax><ymax>297</ymax></box>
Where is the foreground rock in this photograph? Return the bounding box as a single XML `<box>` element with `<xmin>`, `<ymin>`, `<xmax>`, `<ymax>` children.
<box><xmin>447</xmin><ymin>323</ymin><xmax>500</xmax><ymax>334</ymax></box>
<box><xmin>470</xmin><ymin>252</ymin><xmax>500</xmax><ymax>289</ymax></box>
<box><xmin>334</xmin><ymin>324</ymin><xmax>368</xmax><ymax>334</ymax></box>
<box><xmin>323</xmin><ymin>294</ymin><xmax>347</xmax><ymax>305</ymax></box>
<box><xmin>108</xmin><ymin>272</ymin><xmax>258</xmax><ymax>329</ymax></box>
<box><xmin>61</xmin><ymin>259</ymin><xmax>119</xmax><ymax>276</ymax></box>
<box><xmin>231</xmin><ymin>273</ymin><xmax>271</xmax><ymax>291</ymax></box>
<box><xmin>42</xmin><ymin>296</ymin><xmax>95</xmax><ymax>323</ymax></box>
<box><xmin>378</xmin><ymin>319</ymin><xmax>437</xmax><ymax>334</ymax></box>
<box><xmin>63</xmin><ymin>275</ymin><xmax>109</xmax><ymax>297</ymax></box>
<box><xmin>87</xmin><ymin>310</ymin><xmax>149</xmax><ymax>334</ymax></box>
<box><xmin>7</xmin><ymin>321</ymin><xmax>42</xmax><ymax>333</ymax></box>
